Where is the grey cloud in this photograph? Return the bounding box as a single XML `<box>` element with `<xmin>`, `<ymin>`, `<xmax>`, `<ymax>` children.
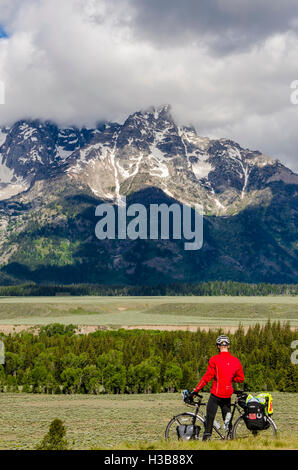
<box><xmin>0</xmin><ymin>0</ymin><xmax>24</xmax><ymax>29</ymax></box>
<box><xmin>127</xmin><ymin>0</ymin><xmax>298</xmax><ymax>53</ymax></box>
<box><xmin>0</xmin><ymin>0</ymin><xmax>297</xmax><ymax>173</ymax></box>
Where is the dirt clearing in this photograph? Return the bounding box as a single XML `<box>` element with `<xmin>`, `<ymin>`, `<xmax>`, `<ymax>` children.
<box><xmin>0</xmin><ymin>324</ymin><xmax>296</xmax><ymax>335</ymax></box>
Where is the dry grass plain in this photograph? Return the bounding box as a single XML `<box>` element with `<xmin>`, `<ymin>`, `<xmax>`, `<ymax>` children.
<box><xmin>0</xmin><ymin>392</ymin><xmax>297</xmax><ymax>450</ymax></box>
<box><xmin>0</xmin><ymin>296</ymin><xmax>297</xmax><ymax>331</ymax></box>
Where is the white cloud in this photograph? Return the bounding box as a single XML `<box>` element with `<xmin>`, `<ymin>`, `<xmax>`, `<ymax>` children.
<box><xmin>0</xmin><ymin>0</ymin><xmax>297</xmax><ymax>172</ymax></box>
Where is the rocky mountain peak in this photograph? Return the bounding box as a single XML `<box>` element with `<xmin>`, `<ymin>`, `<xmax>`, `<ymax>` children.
<box><xmin>0</xmin><ymin>107</ymin><xmax>297</xmax><ymax>216</ymax></box>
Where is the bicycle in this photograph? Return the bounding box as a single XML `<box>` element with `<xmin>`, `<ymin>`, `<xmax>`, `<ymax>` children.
<box><xmin>165</xmin><ymin>390</ymin><xmax>277</xmax><ymax>441</ymax></box>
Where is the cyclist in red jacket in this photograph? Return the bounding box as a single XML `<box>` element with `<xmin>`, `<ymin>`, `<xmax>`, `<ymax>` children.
<box><xmin>188</xmin><ymin>335</ymin><xmax>244</xmax><ymax>440</ymax></box>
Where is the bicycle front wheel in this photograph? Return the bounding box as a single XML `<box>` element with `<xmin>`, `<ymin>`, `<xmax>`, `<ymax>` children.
<box><xmin>232</xmin><ymin>415</ymin><xmax>277</xmax><ymax>440</ymax></box>
<box><xmin>165</xmin><ymin>412</ymin><xmax>205</xmax><ymax>441</ymax></box>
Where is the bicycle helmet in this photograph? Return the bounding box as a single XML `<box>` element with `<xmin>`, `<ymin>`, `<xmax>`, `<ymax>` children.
<box><xmin>216</xmin><ymin>335</ymin><xmax>230</xmax><ymax>346</ymax></box>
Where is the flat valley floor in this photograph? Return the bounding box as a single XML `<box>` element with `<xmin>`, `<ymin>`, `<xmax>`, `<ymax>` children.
<box><xmin>0</xmin><ymin>296</ymin><xmax>297</xmax><ymax>332</ymax></box>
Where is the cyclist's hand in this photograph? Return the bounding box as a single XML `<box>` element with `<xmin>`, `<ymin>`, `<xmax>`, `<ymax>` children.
<box><xmin>185</xmin><ymin>390</ymin><xmax>197</xmax><ymax>403</ymax></box>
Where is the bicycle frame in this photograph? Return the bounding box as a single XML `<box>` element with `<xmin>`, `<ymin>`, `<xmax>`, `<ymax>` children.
<box><xmin>188</xmin><ymin>395</ymin><xmax>244</xmax><ymax>440</ymax></box>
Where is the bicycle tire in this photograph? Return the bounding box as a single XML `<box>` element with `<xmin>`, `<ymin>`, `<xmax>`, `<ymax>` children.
<box><xmin>231</xmin><ymin>414</ymin><xmax>277</xmax><ymax>440</ymax></box>
<box><xmin>165</xmin><ymin>412</ymin><xmax>205</xmax><ymax>441</ymax></box>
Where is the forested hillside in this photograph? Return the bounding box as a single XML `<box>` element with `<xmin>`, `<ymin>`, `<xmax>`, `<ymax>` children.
<box><xmin>0</xmin><ymin>281</ymin><xmax>297</xmax><ymax>296</ymax></box>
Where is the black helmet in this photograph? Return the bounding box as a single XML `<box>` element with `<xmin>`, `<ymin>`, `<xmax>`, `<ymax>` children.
<box><xmin>216</xmin><ymin>335</ymin><xmax>230</xmax><ymax>346</ymax></box>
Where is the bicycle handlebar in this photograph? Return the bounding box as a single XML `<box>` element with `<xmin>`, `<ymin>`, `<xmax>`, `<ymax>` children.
<box><xmin>183</xmin><ymin>392</ymin><xmax>203</xmax><ymax>406</ymax></box>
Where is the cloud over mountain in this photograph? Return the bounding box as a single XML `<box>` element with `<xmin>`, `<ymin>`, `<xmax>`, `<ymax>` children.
<box><xmin>0</xmin><ymin>0</ymin><xmax>298</xmax><ymax>171</ymax></box>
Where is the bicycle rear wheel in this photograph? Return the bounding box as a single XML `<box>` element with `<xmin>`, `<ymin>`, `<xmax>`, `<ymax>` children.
<box><xmin>232</xmin><ymin>415</ymin><xmax>277</xmax><ymax>440</ymax></box>
<box><xmin>165</xmin><ymin>412</ymin><xmax>205</xmax><ymax>441</ymax></box>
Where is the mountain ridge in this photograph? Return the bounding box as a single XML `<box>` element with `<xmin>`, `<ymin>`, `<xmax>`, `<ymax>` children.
<box><xmin>0</xmin><ymin>105</ymin><xmax>297</xmax><ymax>285</ymax></box>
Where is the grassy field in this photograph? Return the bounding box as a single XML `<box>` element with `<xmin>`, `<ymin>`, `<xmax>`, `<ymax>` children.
<box><xmin>0</xmin><ymin>296</ymin><xmax>297</xmax><ymax>329</ymax></box>
<box><xmin>0</xmin><ymin>392</ymin><xmax>297</xmax><ymax>450</ymax></box>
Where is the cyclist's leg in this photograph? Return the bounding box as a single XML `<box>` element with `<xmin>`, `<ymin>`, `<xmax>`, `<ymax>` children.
<box><xmin>203</xmin><ymin>394</ymin><xmax>219</xmax><ymax>440</ymax></box>
<box><xmin>220</xmin><ymin>397</ymin><xmax>231</xmax><ymax>421</ymax></box>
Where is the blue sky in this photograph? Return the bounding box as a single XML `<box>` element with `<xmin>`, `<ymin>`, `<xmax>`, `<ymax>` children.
<box><xmin>0</xmin><ymin>26</ymin><xmax>8</xmax><ymax>38</ymax></box>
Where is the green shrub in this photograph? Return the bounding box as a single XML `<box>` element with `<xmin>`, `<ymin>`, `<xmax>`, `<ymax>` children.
<box><xmin>36</xmin><ymin>418</ymin><xmax>69</xmax><ymax>450</ymax></box>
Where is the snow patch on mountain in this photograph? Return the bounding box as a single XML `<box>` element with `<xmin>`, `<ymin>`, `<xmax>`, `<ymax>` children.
<box><xmin>0</xmin><ymin>156</ymin><xmax>14</xmax><ymax>183</ymax></box>
<box><xmin>0</xmin><ymin>154</ymin><xmax>28</xmax><ymax>201</ymax></box>
<box><xmin>57</xmin><ymin>147</ymin><xmax>75</xmax><ymax>160</ymax></box>
<box><xmin>192</xmin><ymin>160</ymin><xmax>213</xmax><ymax>179</ymax></box>
<box><xmin>0</xmin><ymin>128</ymin><xmax>9</xmax><ymax>147</ymax></box>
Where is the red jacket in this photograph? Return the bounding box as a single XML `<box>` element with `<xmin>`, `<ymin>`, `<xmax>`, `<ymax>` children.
<box><xmin>194</xmin><ymin>351</ymin><xmax>244</xmax><ymax>398</ymax></box>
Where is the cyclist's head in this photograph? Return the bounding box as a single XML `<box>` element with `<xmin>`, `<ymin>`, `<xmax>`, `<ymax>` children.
<box><xmin>216</xmin><ymin>335</ymin><xmax>230</xmax><ymax>349</ymax></box>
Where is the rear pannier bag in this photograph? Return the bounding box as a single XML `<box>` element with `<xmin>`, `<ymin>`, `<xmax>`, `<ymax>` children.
<box><xmin>244</xmin><ymin>401</ymin><xmax>266</xmax><ymax>431</ymax></box>
<box><xmin>176</xmin><ymin>425</ymin><xmax>201</xmax><ymax>440</ymax></box>
<box><xmin>256</xmin><ymin>393</ymin><xmax>273</xmax><ymax>415</ymax></box>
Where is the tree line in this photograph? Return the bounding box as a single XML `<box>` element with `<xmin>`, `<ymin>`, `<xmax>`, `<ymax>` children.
<box><xmin>0</xmin><ymin>281</ymin><xmax>297</xmax><ymax>296</ymax></box>
<box><xmin>0</xmin><ymin>322</ymin><xmax>296</xmax><ymax>395</ymax></box>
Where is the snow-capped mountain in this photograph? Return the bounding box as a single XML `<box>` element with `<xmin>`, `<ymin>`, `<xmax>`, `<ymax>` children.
<box><xmin>1</xmin><ymin>105</ymin><xmax>296</xmax><ymax>216</ymax></box>
<box><xmin>0</xmin><ymin>105</ymin><xmax>297</xmax><ymax>285</ymax></box>
<box><xmin>0</xmin><ymin>120</ymin><xmax>102</xmax><ymax>199</ymax></box>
